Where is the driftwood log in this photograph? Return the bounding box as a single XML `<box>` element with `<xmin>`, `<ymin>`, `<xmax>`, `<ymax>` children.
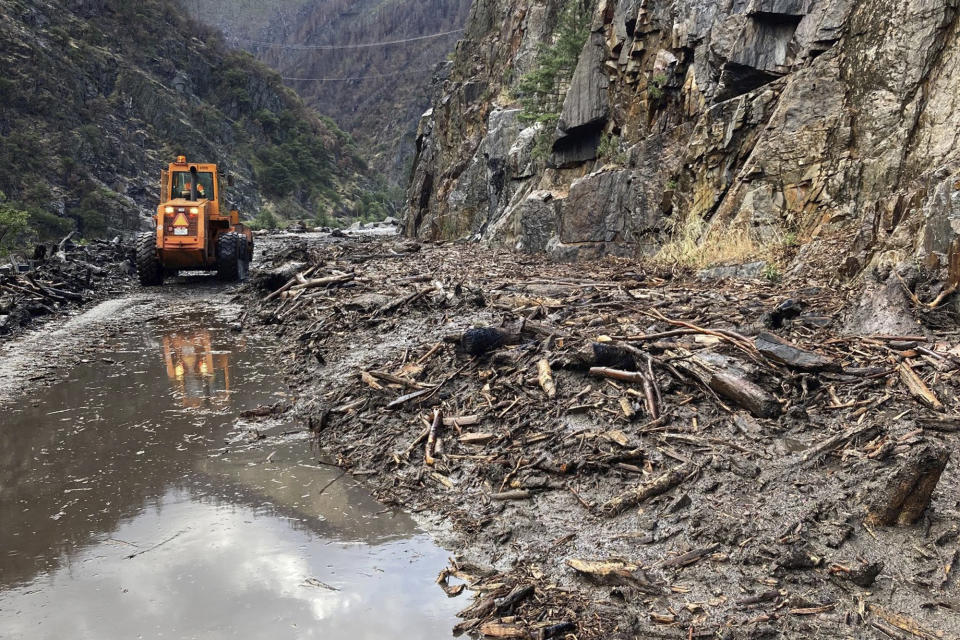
<box><xmin>865</xmin><ymin>443</ymin><xmax>950</xmax><ymax>526</ymax></box>
<box><xmin>673</xmin><ymin>352</ymin><xmax>780</xmax><ymax>418</ymax></box>
<box><xmin>599</xmin><ymin>463</ymin><xmax>693</xmax><ymax>517</ymax></box>
<box><xmin>754</xmin><ymin>332</ymin><xmax>836</xmax><ymax>371</ymax></box>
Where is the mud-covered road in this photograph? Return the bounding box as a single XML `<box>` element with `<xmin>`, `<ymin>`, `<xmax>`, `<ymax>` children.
<box><xmin>0</xmin><ymin>270</ymin><xmax>461</xmax><ymax>639</ymax></box>
<box><xmin>4</xmin><ymin>232</ymin><xmax>960</xmax><ymax>640</ymax></box>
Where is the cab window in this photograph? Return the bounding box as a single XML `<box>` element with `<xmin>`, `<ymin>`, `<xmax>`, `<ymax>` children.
<box><xmin>172</xmin><ymin>171</ymin><xmax>215</xmax><ymax>201</ymax></box>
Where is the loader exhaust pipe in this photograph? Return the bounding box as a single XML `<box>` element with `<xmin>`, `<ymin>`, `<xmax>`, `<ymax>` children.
<box><xmin>190</xmin><ymin>166</ymin><xmax>199</xmax><ymax>202</ymax></box>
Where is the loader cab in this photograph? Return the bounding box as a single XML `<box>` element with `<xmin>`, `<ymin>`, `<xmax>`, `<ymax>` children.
<box><xmin>171</xmin><ymin>170</ymin><xmax>215</xmax><ymax>203</ymax></box>
<box><xmin>162</xmin><ymin>156</ymin><xmax>222</xmax><ymax>218</ymax></box>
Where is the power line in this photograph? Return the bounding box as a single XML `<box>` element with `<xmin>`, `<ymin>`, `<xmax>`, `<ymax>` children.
<box><xmin>282</xmin><ymin>67</ymin><xmax>440</xmax><ymax>82</ymax></box>
<box><xmin>237</xmin><ymin>28</ymin><xmax>465</xmax><ymax>51</ymax></box>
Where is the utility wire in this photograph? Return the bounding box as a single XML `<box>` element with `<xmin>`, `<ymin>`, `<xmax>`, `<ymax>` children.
<box><xmin>282</xmin><ymin>67</ymin><xmax>440</xmax><ymax>82</ymax></box>
<box><xmin>236</xmin><ymin>28</ymin><xmax>465</xmax><ymax>51</ymax></box>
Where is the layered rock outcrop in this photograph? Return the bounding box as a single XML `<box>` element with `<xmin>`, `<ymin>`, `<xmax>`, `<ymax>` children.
<box><xmin>406</xmin><ymin>0</ymin><xmax>960</xmax><ymax>277</ymax></box>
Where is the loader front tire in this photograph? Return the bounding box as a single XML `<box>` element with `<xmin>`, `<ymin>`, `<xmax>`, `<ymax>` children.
<box><xmin>136</xmin><ymin>232</ymin><xmax>163</xmax><ymax>286</ymax></box>
<box><xmin>217</xmin><ymin>232</ymin><xmax>241</xmax><ymax>282</ymax></box>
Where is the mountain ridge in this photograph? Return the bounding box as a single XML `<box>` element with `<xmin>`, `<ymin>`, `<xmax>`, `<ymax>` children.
<box><xmin>0</xmin><ymin>0</ymin><xmax>376</xmax><ymax>251</ymax></box>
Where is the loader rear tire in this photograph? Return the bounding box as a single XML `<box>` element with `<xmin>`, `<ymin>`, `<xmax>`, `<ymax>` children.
<box><xmin>136</xmin><ymin>232</ymin><xmax>163</xmax><ymax>286</ymax></box>
<box><xmin>217</xmin><ymin>232</ymin><xmax>241</xmax><ymax>282</ymax></box>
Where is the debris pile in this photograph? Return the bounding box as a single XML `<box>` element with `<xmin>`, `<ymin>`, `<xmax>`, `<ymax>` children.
<box><xmin>0</xmin><ymin>238</ymin><xmax>133</xmax><ymax>337</ymax></box>
<box><xmin>245</xmin><ymin>235</ymin><xmax>959</xmax><ymax>639</ymax></box>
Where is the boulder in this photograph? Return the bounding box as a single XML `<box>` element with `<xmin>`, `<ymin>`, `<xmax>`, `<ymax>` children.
<box><xmin>515</xmin><ymin>191</ymin><xmax>561</xmax><ymax>253</ymax></box>
<box><xmin>559</xmin><ymin>170</ymin><xmax>636</xmax><ymax>245</ymax></box>
<box><xmin>508</xmin><ymin>124</ymin><xmax>542</xmax><ymax>179</ymax></box>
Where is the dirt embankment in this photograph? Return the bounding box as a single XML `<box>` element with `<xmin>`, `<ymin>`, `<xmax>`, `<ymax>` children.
<box><xmin>241</xmin><ymin>234</ymin><xmax>959</xmax><ymax>640</ymax></box>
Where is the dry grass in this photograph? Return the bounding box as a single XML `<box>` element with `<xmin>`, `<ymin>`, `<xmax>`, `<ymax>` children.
<box><xmin>654</xmin><ymin>215</ymin><xmax>772</xmax><ymax>270</ymax></box>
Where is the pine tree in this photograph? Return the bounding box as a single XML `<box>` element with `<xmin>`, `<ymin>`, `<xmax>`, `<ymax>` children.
<box><xmin>515</xmin><ymin>0</ymin><xmax>593</xmax><ymax>125</ymax></box>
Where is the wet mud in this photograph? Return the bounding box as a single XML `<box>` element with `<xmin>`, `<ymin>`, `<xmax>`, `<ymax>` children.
<box><xmin>0</xmin><ymin>285</ymin><xmax>460</xmax><ymax>639</ymax></box>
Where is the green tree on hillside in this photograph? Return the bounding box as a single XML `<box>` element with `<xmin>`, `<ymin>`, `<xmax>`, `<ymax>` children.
<box><xmin>0</xmin><ymin>194</ymin><xmax>29</xmax><ymax>255</ymax></box>
<box><xmin>514</xmin><ymin>0</ymin><xmax>594</xmax><ymax>125</ymax></box>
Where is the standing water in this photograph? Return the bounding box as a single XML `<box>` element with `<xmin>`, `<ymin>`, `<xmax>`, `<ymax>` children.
<box><xmin>0</xmin><ymin>304</ymin><xmax>460</xmax><ymax>639</ymax></box>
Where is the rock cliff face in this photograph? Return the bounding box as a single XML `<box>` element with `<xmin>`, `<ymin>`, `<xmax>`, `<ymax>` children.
<box><xmin>0</xmin><ymin>0</ymin><xmax>371</xmax><ymax>244</ymax></box>
<box><xmin>406</xmin><ymin>0</ymin><xmax>960</xmax><ymax>280</ymax></box>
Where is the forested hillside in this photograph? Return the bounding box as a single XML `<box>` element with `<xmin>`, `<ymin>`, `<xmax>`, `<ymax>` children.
<box><xmin>0</xmin><ymin>0</ymin><xmax>376</xmax><ymax>253</ymax></box>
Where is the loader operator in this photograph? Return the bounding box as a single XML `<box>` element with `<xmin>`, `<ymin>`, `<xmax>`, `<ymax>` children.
<box><xmin>173</xmin><ymin>172</ymin><xmax>212</xmax><ymax>201</ymax></box>
<box><xmin>177</xmin><ymin>181</ymin><xmax>205</xmax><ymax>200</ymax></box>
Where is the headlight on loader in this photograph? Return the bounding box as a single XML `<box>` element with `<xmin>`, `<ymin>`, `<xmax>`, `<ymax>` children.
<box><xmin>190</xmin><ymin>207</ymin><xmax>200</xmax><ymax>215</ymax></box>
<box><xmin>165</xmin><ymin>206</ymin><xmax>174</xmax><ymax>214</ymax></box>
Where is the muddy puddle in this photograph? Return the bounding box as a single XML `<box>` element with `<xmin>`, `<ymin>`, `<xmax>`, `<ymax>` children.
<box><xmin>0</xmin><ymin>306</ymin><xmax>460</xmax><ymax>639</ymax></box>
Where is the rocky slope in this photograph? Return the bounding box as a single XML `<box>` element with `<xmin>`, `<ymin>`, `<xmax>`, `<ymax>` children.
<box><xmin>0</xmin><ymin>0</ymin><xmax>373</xmax><ymax>249</ymax></box>
<box><xmin>406</xmin><ymin>0</ymin><xmax>960</xmax><ymax>294</ymax></box>
<box><xmin>186</xmin><ymin>0</ymin><xmax>472</xmax><ymax>191</ymax></box>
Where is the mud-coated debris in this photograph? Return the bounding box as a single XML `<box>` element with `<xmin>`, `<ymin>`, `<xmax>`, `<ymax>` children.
<box><xmin>936</xmin><ymin>527</ymin><xmax>959</xmax><ymax>546</ymax></box>
<box><xmin>536</xmin><ymin>622</ymin><xmax>576</xmax><ymax>640</ymax></box>
<box><xmin>239</xmin><ymin>403</ymin><xmax>290</xmax><ymax>419</ymax></box>
<box><xmin>864</xmin><ymin>443</ymin><xmax>950</xmax><ymax>526</ymax></box>
<box><xmin>460</xmin><ymin>327</ymin><xmax>515</xmax><ymax>356</ymax></box>
<box><xmin>798</xmin><ymin>314</ymin><xmax>833</xmax><ymax>328</ymax></box>
<box><xmin>344</xmin><ymin>293</ymin><xmax>392</xmax><ymax>312</ymax></box>
<box><xmin>674</xmin><ymin>352</ymin><xmax>780</xmax><ymax>418</ymax></box>
<box><xmin>736</xmin><ymin>590</ymin><xmax>782</xmax><ymax>607</ymax></box>
<box><xmin>600</xmin><ymin>464</ymin><xmax>693</xmax><ymax>517</ymax></box>
<box><xmin>765</xmin><ymin>298</ymin><xmax>804</xmax><ymax>328</ymax></box>
<box><xmin>778</xmin><ymin>544</ymin><xmax>821</xmax><ymax>570</ymax></box>
<box><xmin>250</xmin><ymin>261</ymin><xmax>307</xmax><ymax>292</ymax></box>
<box><xmin>660</xmin><ymin>543</ymin><xmax>721</xmax><ymax>569</ymax></box>
<box><xmin>494</xmin><ymin>584</ymin><xmax>533</xmax><ymax>614</ymax></box>
<box><xmin>566</xmin><ymin>558</ymin><xmax>637</xmax><ymax>585</ymax></box>
<box><xmin>847</xmin><ymin>561</ymin><xmax>884</xmax><ymax>587</ymax></box>
<box><xmin>0</xmin><ymin>238</ymin><xmax>133</xmax><ymax>339</ymax></box>
<box><xmin>754</xmin><ymin>332</ymin><xmax>837</xmax><ymax>371</ymax></box>
<box><xmin>664</xmin><ymin>492</ymin><xmax>692</xmax><ymax>514</ymax></box>
<box><xmin>592</xmin><ymin>343</ymin><xmax>636</xmax><ymax>370</ymax></box>
<box><xmin>240</xmin><ymin>235</ymin><xmax>960</xmax><ymax>640</ymax></box>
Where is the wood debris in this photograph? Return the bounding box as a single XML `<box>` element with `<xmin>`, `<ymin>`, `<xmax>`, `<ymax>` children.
<box><xmin>242</xmin><ymin>236</ymin><xmax>960</xmax><ymax>640</ymax></box>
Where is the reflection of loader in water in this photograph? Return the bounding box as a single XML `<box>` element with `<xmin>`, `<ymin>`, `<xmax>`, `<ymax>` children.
<box><xmin>162</xmin><ymin>330</ymin><xmax>232</xmax><ymax>408</ymax></box>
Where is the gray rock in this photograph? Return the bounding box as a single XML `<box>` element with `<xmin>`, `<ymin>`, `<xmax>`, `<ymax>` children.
<box><xmin>698</xmin><ymin>262</ymin><xmax>769</xmax><ymax>280</ymax></box>
<box><xmin>560</xmin><ymin>169</ymin><xmax>635</xmax><ymax>245</ymax></box>
<box><xmin>509</xmin><ymin>124</ymin><xmax>542</xmax><ymax>179</ymax></box>
<box><xmin>556</xmin><ymin>30</ymin><xmax>610</xmax><ymax>136</ymax></box>
<box><xmin>747</xmin><ymin>0</ymin><xmax>814</xmax><ymax>16</ymax></box>
<box><xmin>516</xmin><ymin>191</ymin><xmax>561</xmax><ymax>253</ymax></box>
<box><xmin>404</xmin><ymin>0</ymin><xmax>960</xmax><ymax>280</ymax></box>
<box><xmin>485</xmin><ymin>109</ymin><xmax>524</xmax><ymax>228</ymax></box>
<box><xmin>845</xmin><ymin>270</ymin><xmax>925</xmax><ymax>337</ymax></box>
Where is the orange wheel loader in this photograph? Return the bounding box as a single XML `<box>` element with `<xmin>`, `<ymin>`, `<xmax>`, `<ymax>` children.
<box><xmin>136</xmin><ymin>156</ymin><xmax>254</xmax><ymax>286</ymax></box>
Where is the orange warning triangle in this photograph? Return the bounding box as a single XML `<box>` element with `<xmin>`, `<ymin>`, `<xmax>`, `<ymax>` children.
<box><xmin>173</xmin><ymin>213</ymin><xmax>189</xmax><ymax>227</ymax></box>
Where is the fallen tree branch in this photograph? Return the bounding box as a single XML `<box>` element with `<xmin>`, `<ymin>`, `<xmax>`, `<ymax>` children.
<box><xmin>599</xmin><ymin>463</ymin><xmax>694</xmax><ymax>517</ymax></box>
